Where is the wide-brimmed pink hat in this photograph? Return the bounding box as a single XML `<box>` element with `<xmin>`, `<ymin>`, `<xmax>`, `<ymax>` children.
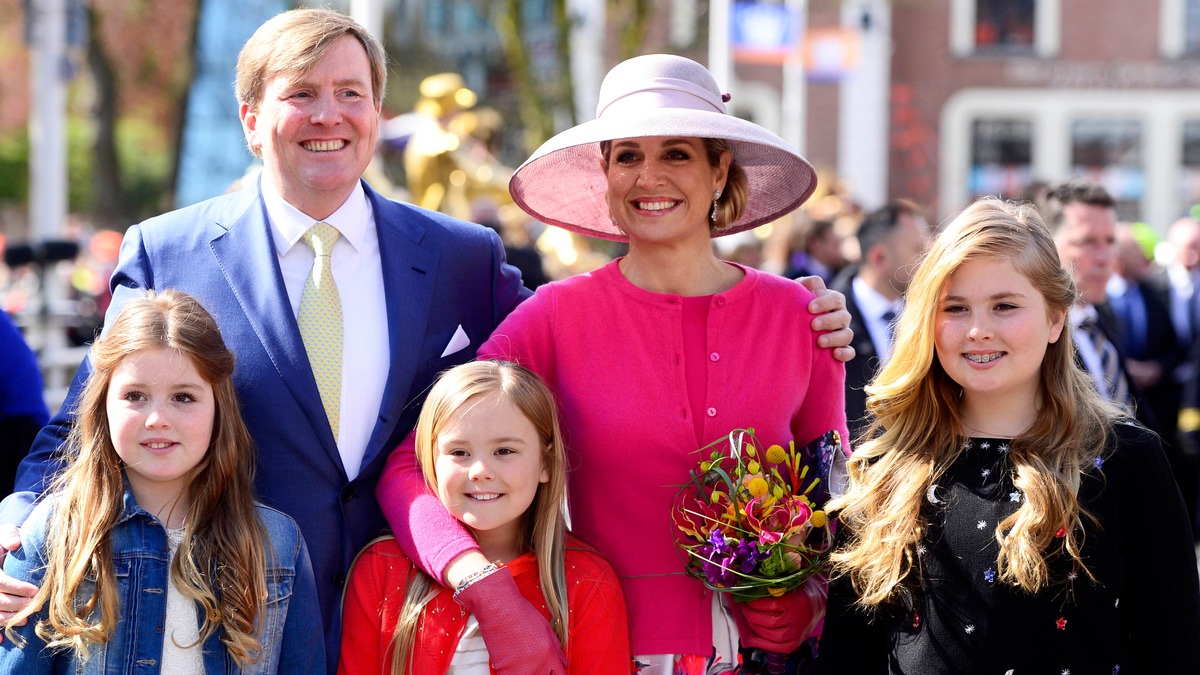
<box><xmin>509</xmin><ymin>54</ymin><xmax>818</xmax><ymax>241</ymax></box>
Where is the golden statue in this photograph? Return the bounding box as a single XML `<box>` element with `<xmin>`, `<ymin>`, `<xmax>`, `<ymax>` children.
<box><xmin>403</xmin><ymin>73</ymin><xmax>513</xmax><ymax>220</ymax></box>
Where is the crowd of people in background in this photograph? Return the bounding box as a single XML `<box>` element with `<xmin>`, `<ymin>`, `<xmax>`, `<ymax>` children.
<box><xmin>0</xmin><ymin>6</ymin><xmax>1196</xmax><ymax>674</ymax></box>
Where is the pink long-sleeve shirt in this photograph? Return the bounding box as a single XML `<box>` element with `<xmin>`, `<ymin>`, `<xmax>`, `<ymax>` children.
<box><xmin>379</xmin><ymin>260</ymin><xmax>848</xmax><ymax>656</ymax></box>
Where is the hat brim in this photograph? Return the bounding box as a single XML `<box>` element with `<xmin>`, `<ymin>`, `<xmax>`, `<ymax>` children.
<box><xmin>509</xmin><ymin>108</ymin><xmax>818</xmax><ymax>241</ymax></box>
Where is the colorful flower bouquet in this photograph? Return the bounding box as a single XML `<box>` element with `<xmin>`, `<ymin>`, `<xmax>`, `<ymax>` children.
<box><xmin>672</xmin><ymin>428</ymin><xmax>841</xmax><ymax>604</ymax></box>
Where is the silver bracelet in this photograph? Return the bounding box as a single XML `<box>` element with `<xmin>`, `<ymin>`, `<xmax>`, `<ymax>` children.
<box><xmin>453</xmin><ymin>562</ymin><xmax>503</xmax><ymax>597</ymax></box>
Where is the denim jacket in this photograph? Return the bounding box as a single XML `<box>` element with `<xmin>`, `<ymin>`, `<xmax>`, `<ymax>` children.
<box><xmin>0</xmin><ymin>485</ymin><xmax>325</xmax><ymax>674</ymax></box>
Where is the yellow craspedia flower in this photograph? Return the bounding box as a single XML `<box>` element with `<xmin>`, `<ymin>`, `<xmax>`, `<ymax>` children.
<box><xmin>810</xmin><ymin>510</ymin><xmax>828</xmax><ymax>528</ymax></box>
<box><xmin>748</xmin><ymin>476</ymin><xmax>769</xmax><ymax>498</ymax></box>
<box><xmin>748</xmin><ymin>460</ymin><xmax>761</xmax><ymax>474</ymax></box>
<box><xmin>767</xmin><ymin>586</ymin><xmax>786</xmax><ymax>597</ymax></box>
<box><xmin>766</xmin><ymin>444</ymin><xmax>787</xmax><ymax>464</ymax></box>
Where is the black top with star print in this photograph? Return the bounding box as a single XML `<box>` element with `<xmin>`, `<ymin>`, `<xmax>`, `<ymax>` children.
<box><xmin>817</xmin><ymin>421</ymin><xmax>1200</xmax><ymax>675</ymax></box>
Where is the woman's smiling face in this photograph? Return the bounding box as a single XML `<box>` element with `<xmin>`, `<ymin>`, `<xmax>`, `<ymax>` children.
<box><xmin>604</xmin><ymin>136</ymin><xmax>729</xmax><ymax>246</ymax></box>
<box><xmin>934</xmin><ymin>257</ymin><xmax>1066</xmax><ymax>407</ymax></box>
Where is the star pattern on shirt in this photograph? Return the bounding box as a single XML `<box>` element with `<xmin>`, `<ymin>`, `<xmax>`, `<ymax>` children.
<box><xmin>916</xmin><ymin>544</ymin><xmax>928</xmax><ymax>556</ymax></box>
<box><xmin>1009</xmin><ymin>490</ymin><xmax>1022</xmax><ymax>502</ymax></box>
<box><xmin>1056</xmin><ymin>616</ymin><xmax>1068</xmax><ymax>630</ymax></box>
<box><xmin>964</xmin><ymin>624</ymin><xmax>976</xmax><ymax>634</ymax></box>
<box><xmin>999</xmin><ymin>443</ymin><xmax>1010</xmax><ymax>452</ymax></box>
<box><xmin>981</xmin><ymin>441</ymin><xmax>991</xmax><ymax>450</ymax></box>
<box><xmin>984</xmin><ymin>567</ymin><xmax>996</xmax><ymax>583</ymax></box>
<box><xmin>981</xmin><ymin>468</ymin><xmax>992</xmax><ymax>479</ymax></box>
<box><xmin>1094</xmin><ymin>456</ymin><xmax>1105</xmax><ymax>469</ymax></box>
<box><xmin>977</xmin><ymin>520</ymin><xmax>987</xmax><ymax>530</ymax></box>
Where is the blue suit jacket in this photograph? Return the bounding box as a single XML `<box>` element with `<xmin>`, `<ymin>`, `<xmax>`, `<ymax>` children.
<box><xmin>8</xmin><ymin>180</ymin><xmax>528</xmax><ymax>671</ymax></box>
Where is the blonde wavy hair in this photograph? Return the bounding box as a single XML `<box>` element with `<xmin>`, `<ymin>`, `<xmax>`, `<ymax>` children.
<box><xmin>829</xmin><ymin>198</ymin><xmax>1119</xmax><ymax>608</ymax></box>
<box><xmin>388</xmin><ymin>360</ymin><xmax>569</xmax><ymax>672</ymax></box>
<box><xmin>3</xmin><ymin>290</ymin><xmax>268</xmax><ymax>664</ymax></box>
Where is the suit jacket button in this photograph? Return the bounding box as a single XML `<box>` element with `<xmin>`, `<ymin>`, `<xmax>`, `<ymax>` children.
<box><xmin>333</xmin><ymin>573</ymin><xmax>346</xmax><ymax>588</ymax></box>
<box><xmin>341</xmin><ymin>486</ymin><xmax>355</xmax><ymax>503</ymax></box>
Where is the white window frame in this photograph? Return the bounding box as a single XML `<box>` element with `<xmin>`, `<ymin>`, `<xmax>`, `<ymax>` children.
<box><xmin>949</xmin><ymin>0</ymin><xmax>1061</xmax><ymax>58</ymax></box>
<box><xmin>940</xmin><ymin>88</ymin><xmax>1200</xmax><ymax>231</ymax></box>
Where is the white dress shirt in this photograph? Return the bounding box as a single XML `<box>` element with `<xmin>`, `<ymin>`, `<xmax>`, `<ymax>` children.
<box><xmin>1070</xmin><ymin>304</ymin><xmax>1109</xmax><ymax>398</ymax></box>
<box><xmin>263</xmin><ymin>178</ymin><xmax>389</xmax><ymax>480</ymax></box>
<box><xmin>852</xmin><ymin>276</ymin><xmax>902</xmax><ymax>364</ymax></box>
<box><xmin>1167</xmin><ymin>263</ymin><xmax>1198</xmax><ymax>346</ymax></box>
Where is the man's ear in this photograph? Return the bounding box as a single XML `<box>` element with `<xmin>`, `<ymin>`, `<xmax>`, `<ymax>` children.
<box><xmin>240</xmin><ymin>103</ymin><xmax>260</xmax><ymax>151</ymax></box>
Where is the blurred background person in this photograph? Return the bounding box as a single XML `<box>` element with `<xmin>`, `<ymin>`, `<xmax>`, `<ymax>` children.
<box><xmin>0</xmin><ymin>310</ymin><xmax>47</xmax><ymax>495</ymax></box>
<box><xmin>833</xmin><ymin>200</ymin><xmax>931</xmax><ymax>439</ymax></box>
<box><xmin>1107</xmin><ymin>222</ymin><xmax>1192</xmax><ymax>518</ymax></box>
<box><xmin>471</xmin><ymin>199</ymin><xmax>550</xmax><ymax>290</ymax></box>
<box><xmin>785</xmin><ymin>214</ymin><xmax>844</xmax><ymax>284</ymax></box>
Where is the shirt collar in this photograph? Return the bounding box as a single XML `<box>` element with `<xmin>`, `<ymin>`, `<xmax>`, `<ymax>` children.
<box><xmin>1168</xmin><ymin>263</ymin><xmax>1198</xmax><ymax>293</ymax></box>
<box><xmin>1070</xmin><ymin>303</ymin><xmax>1098</xmax><ymax>328</ymax></box>
<box><xmin>852</xmin><ymin>275</ymin><xmax>901</xmax><ymax>321</ymax></box>
<box><xmin>1106</xmin><ymin>274</ymin><xmax>1131</xmax><ymax>296</ymax></box>
<box><xmin>262</xmin><ymin>178</ymin><xmax>371</xmax><ymax>255</ymax></box>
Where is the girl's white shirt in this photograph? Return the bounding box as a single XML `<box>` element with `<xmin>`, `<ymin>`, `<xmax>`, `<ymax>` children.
<box><xmin>448</xmin><ymin>614</ymin><xmax>490</xmax><ymax>673</ymax></box>
<box><xmin>161</xmin><ymin>526</ymin><xmax>204</xmax><ymax>674</ymax></box>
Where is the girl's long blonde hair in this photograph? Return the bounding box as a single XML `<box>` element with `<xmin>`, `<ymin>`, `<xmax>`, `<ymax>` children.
<box><xmin>829</xmin><ymin>198</ymin><xmax>1119</xmax><ymax>608</ymax></box>
<box><xmin>389</xmin><ymin>360</ymin><xmax>569</xmax><ymax>672</ymax></box>
<box><xmin>3</xmin><ymin>290</ymin><xmax>268</xmax><ymax>664</ymax></box>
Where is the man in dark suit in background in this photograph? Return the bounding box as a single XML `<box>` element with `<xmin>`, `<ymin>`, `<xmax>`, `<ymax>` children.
<box><xmin>1038</xmin><ymin>181</ymin><xmax>1160</xmax><ymax>433</ymax></box>
<box><xmin>786</xmin><ymin>215</ymin><xmax>844</xmax><ymax>284</ymax></box>
<box><xmin>833</xmin><ymin>200</ymin><xmax>930</xmax><ymax>440</ymax></box>
<box><xmin>1108</xmin><ymin>224</ymin><xmax>1191</xmax><ymax>514</ymax></box>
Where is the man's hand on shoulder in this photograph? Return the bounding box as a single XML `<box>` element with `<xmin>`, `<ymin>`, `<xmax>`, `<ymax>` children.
<box><xmin>0</xmin><ymin>523</ymin><xmax>38</xmax><ymax>636</ymax></box>
<box><xmin>799</xmin><ymin>275</ymin><xmax>856</xmax><ymax>362</ymax></box>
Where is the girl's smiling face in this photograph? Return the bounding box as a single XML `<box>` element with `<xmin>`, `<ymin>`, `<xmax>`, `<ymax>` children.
<box><xmin>107</xmin><ymin>348</ymin><xmax>214</xmax><ymax>518</ymax></box>
<box><xmin>433</xmin><ymin>392</ymin><xmax>548</xmax><ymax>562</ymax></box>
<box><xmin>934</xmin><ymin>257</ymin><xmax>1066</xmax><ymax>409</ymax></box>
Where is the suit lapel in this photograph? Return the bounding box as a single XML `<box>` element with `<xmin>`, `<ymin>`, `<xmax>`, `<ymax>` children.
<box><xmin>361</xmin><ymin>184</ymin><xmax>439</xmax><ymax>469</ymax></box>
<box><xmin>209</xmin><ymin>186</ymin><xmax>343</xmax><ymax>470</ymax></box>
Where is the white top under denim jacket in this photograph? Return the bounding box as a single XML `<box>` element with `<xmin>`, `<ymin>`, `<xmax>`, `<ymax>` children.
<box><xmin>0</xmin><ymin>480</ymin><xmax>325</xmax><ymax>674</ymax></box>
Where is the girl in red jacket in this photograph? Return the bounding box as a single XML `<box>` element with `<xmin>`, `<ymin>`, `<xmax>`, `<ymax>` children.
<box><xmin>339</xmin><ymin>360</ymin><xmax>631</xmax><ymax>674</ymax></box>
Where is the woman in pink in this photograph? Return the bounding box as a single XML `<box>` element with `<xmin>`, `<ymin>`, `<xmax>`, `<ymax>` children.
<box><xmin>379</xmin><ymin>54</ymin><xmax>849</xmax><ymax>674</ymax></box>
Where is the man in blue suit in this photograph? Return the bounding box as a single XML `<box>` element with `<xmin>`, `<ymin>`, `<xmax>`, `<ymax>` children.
<box><xmin>0</xmin><ymin>9</ymin><xmax>854</xmax><ymax>672</ymax></box>
<box><xmin>0</xmin><ymin>10</ymin><xmax>530</xmax><ymax>671</ymax></box>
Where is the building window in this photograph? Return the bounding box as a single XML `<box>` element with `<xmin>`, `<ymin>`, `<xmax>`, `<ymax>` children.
<box><xmin>969</xmin><ymin>118</ymin><xmax>1033</xmax><ymax>199</ymax></box>
<box><xmin>1180</xmin><ymin>121</ymin><xmax>1200</xmax><ymax>214</ymax></box>
<box><xmin>974</xmin><ymin>0</ymin><xmax>1035</xmax><ymax>52</ymax></box>
<box><xmin>1071</xmin><ymin>118</ymin><xmax>1144</xmax><ymax>220</ymax></box>
<box><xmin>1187</xmin><ymin>0</ymin><xmax>1200</xmax><ymax>54</ymax></box>
<box><xmin>950</xmin><ymin>0</ymin><xmax>1059</xmax><ymax>57</ymax></box>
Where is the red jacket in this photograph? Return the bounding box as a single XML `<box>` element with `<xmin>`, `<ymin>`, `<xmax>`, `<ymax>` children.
<box><xmin>338</xmin><ymin>535</ymin><xmax>631</xmax><ymax>674</ymax></box>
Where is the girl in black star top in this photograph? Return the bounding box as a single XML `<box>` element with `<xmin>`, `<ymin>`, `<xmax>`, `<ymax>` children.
<box><xmin>818</xmin><ymin>198</ymin><xmax>1200</xmax><ymax>674</ymax></box>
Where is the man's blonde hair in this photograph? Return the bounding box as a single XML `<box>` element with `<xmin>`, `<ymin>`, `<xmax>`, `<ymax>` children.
<box><xmin>235</xmin><ymin>8</ymin><xmax>387</xmax><ymax>112</ymax></box>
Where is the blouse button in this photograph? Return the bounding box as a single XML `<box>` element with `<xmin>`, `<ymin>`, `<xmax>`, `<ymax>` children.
<box><xmin>716</xmin><ymin>297</ymin><xmax>726</xmax><ymax>306</ymax></box>
<box><xmin>706</xmin><ymin>407</ymin><xmax>717</xmax><ymax>417</ymax></box>
<box><xmin>709</xmin><ymin>352</ymin><xmax>720</xmax><ymax>362</ymax></box>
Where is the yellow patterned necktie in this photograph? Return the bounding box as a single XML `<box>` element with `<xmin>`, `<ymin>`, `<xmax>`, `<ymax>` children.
<box><xmin>298</xmin><ymin>222</ymin><xmax>343</xmax><ymax>442</ymax></box>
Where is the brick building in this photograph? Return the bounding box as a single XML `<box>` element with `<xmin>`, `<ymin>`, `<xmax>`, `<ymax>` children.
<box><xmin>800</xmin><ymin>0</ymin><xmax>1200</xmax><ymax>228</ymax></box>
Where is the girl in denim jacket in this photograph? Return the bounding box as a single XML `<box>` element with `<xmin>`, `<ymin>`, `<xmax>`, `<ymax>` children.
<box><xmin>0</xmin><ymin>290</ymin><xmax>323</xmax><ymax>673</ymax></box>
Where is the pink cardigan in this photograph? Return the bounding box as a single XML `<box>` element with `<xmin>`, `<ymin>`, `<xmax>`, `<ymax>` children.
<box><xmin>379</xmin><ymin>260</ymin><xmax>848</xmax><ymax>656</ymax></box>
